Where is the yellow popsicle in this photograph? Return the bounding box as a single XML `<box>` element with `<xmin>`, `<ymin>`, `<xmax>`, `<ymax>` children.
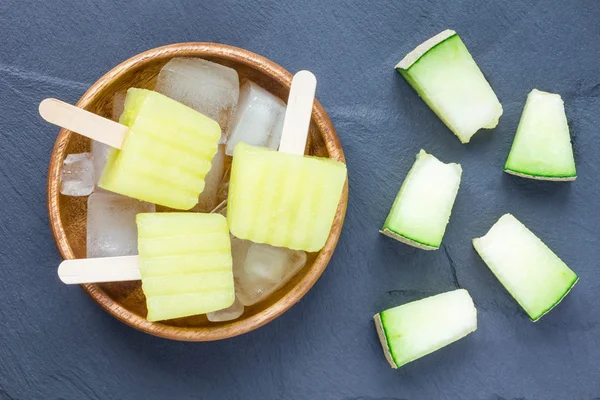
<box><xmin>227</xmin><ymin>143</ymin><xmax>347</xmax><ymax>252</ymax></box>
<box><xmin>99</xmin><ymin>89</ymin><xmax>221</xmax><ymax>210</ymax></box>
<box><xmin>136</xmin><ymin>213</ymin><xmax>234</xmax><ymax>322</ymax></box>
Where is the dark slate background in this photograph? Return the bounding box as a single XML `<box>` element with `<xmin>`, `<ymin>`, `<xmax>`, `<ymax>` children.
<box><xmin>1</xmin><ymin>0</ymin><xmax>599</xmax><ymax>399</ymax></box>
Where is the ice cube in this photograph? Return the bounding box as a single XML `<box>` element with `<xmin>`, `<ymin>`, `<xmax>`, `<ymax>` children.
<box><xmin>91</xmin><ymin>140</ymin><xmax>111</xmax><ymax>186</ymax></box>
<box><xmin>216</xmin><ymin>166</ymin><xmax>231</xmax><ymax>205</ymax></box>
<box><xmin>230</xmin><ymin>233</ymin><xmax>252</xmax><ymax>268</ymax></box>
<box><xmin>60</xmin><ymin>153</ymin><xmax>94</xmax><ymax>196</ymax></box>
<box><xmin>155</xmin><ymin>58</ymin><xmax>240</xmax><ymax>136</ymax></box>
<box><xmin>207</xmin><ymin>296</ymin><xmax>244</xmax><ymax>322</ymax></box>
<box><xmin>235</xmin><ymin>243</ymin><xmax>307</xmax><ymax>306</ymax></box>
<box><xmin>87</xmin><ymin>192</ymin><xmax>155</xmax><ymax>258</ymax></box>
<box><xmin>225</xmin><ymin>81</ymin><xmax>286</xmax><ymax>156</ymax></box>
<box><xmin>210</xmin><ymin>207</ymin><xmax>250</xmax><ymax>262</ymax></box>
<box><xmin>192</xmin><ymin>144</ymin><xmax>226</xmax><ymax>212</ymax></box>
<box><xmin>112</xmin><ymin>91</ymin><xmax>127</xmax><ymax>121</ymax></box>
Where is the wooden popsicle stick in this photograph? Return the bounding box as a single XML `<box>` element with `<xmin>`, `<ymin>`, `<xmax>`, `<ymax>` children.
<box><xmin>278</xmin><ymin>70</ymin><xmax>317</xmax><ymax>155</ymax></box>
<box><xmin>39</xmin><ymin>98</ymin><xmax>128</xmax><ymax>149</ymax></box>
<box><xmin>58</xmin><ymin>255</ymin><xmax>141</xmax><ymax>284</ymax></box>
<box><xmin>58</xmin><ymin>198</ymin><xmax>231</xmax><ymax>285</ymax></box>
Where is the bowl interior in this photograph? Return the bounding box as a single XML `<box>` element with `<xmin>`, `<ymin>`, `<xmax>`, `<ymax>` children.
<box><xmin>48</xmin><ymin>43</ymin><xmax>347</xmax><ymax>341</ymax></box>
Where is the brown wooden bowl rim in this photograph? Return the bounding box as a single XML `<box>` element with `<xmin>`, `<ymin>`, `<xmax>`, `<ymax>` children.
<box><xmin>47</xmin><ymin>42</ymin><xmax>348</xmax><ymax>341</ymax></box>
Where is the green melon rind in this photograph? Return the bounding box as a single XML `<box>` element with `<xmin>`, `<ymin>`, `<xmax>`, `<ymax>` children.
<box><xmin>395</xmin><ymin>29</ymin><xmax>457</xmax><ymax>70</ymax></box>
<box><xmin>530</xmin><ymin>276</ymin><xmax>578</xmax><ymax>322</ymax></box>
<box><xmin>373</xmin><ymin>313</ymin><xmax>399</xmax><ymax>368</ymax></box>
<box><xmin>379</xmin><ymin>228</ymin><xmax>438</xmax><ymax>251</ymax></box>
<box><xmin>504</xmin><ymin>169</ymin><xmax>577</xmax><ymax>182</ymax></box>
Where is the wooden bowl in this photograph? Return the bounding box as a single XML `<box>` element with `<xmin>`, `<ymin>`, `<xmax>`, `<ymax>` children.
<box><xmin>47</xmin><ymin>43</ymin><xmax>348</xmax><ymax>341</ymax></box>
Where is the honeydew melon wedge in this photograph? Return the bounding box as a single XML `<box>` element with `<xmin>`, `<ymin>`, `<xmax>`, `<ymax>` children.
<box><xmin>504</xmin><ymin>89</ymin><xmax>576</xmax><ymax>181</ymax></box>
<box><xmin>473</xmin><ymin>214</ymin><xmax>578</xmax><ymax>321</ymax></box>
<box><xmin>396</xmin><ymin>29</ymin><xmax>503</xmax><ymax>143</ymax></box>
<box><xmin>374</xmin><ymin>289</ymin><xmax>477</xmax><ymax>369</ymax></box>
<box><xmin>380</xmin><ymin>150</ymin><xmax>461</xmax><ymax>250</ymax></box>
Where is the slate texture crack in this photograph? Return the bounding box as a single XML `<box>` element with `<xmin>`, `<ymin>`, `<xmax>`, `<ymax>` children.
<box><xmin>0</xmin><ymin>63</ymin><xmax>89</xmax><ymax>91</ymax></box>
<box><xmin>443</xmin><ymin>245</ymin><xmax>461</xmax><ymax>289</ymax></box>
<box><xmin>386</xmin><ymin>289</ymin><xmax>435</xmax><ymax>297</ymax></box>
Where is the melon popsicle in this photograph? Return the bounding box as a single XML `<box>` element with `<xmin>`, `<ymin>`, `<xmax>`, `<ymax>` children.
<box><xmin>227</xmin><ymin>71</ymin><xmax>347</xmax><ymax>252</ymax></box>
<box><xmin>137</xmin><ymin>213</ymin><xmax>235</xmax><ymax>322</ymax></box>
<box><xmin>99</xmin><ymin>89</ymin><xmax>221</xmax><ymax>209</ymax></box>
<box><xmin>39</xmin><ymin>88</ymin><xmax>221</xmax><ymax>210</ymax></box>
<box><xmin>58</xmin><ymin>212</ymin><xmax>236</xmax><ymax>322</ymax></box>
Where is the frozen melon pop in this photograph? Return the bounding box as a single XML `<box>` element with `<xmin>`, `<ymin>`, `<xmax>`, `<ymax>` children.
<box><xmin>227</xmin><ymin>71</ymin><xmax>347</xmax><ymax>252</ymax></box>
<box><xmin>58</xmin><ymin>213</ymin><xmax>235</xmax><ymax>322</ymax></box>
<box><xmin>396</xmin><ymin>29</ymin><xmax>503</xmax><ymax>143</ymax></box>
<box><xmin>39</xmin><ymin>88</ymin><xmax>221</xmax><ymax>210</ymax></box>
<box><xmin>136</xmin><ymin>213</ymin><xmax>234</xmax><ymax>322</ymax></box>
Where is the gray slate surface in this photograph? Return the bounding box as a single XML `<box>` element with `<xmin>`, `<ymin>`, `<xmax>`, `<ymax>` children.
<box><xmin>1</xmin><ymin>0</ymin><xmax>599</xmax><ymax>399</ymax></box>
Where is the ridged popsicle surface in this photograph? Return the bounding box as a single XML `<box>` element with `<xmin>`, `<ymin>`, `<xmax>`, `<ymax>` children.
<box><xmin>228</xmin><ymin>143</ymin><xmax>347</xmax><ymax>252</ymax></box>
<box><xmin>99</xmin><ymin>89</ymin><xmax>221</xmax><ymax>210</ymax></box>
<box><xmin>136</xmin><ymin>213</ymin><xmax>234</xmax><ymax>322</ymax></box>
